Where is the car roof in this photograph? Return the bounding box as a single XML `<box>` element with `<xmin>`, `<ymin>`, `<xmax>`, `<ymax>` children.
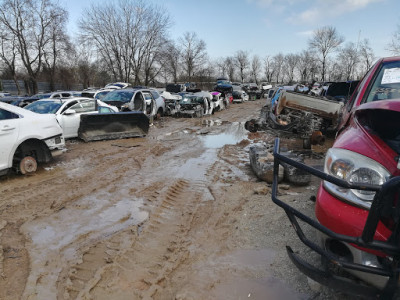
<box><xmin>35</xmin><ymin>97</ymin><xmax>94</xmax><ymax>103</ymax></box>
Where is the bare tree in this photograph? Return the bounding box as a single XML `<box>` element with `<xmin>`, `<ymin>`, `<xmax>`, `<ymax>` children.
<box><xmin>160</xmin><ymin>40</ymin><xmax>180</xmax><ymax>83</ymax></box>
<box><xmin>234</xmin><ymin>50</ymin><xmax>249</xmax><ymax>83</ymax></box>
<box><xmin>338</xmin><ymin>42</ymin><xmax>359</xmax><ymax>80</ymax></box>
<box><xmin>283</xmin><ymin>53</ymin><xmax>299</xmax><ymax>84</ymax></box>
<box><xmin>272</xmin><ymin>53</ymin><xmax>284</xmax><ymax>84</ymax></box>
<box><xmin>225</xmin><ymin>57</ymin><xmax>236</xmax><ymax>82</ymax></box>
<box><xmin>79</xmin><ymin>0</ymin><xmax>171</xmax><ymax>85</ymax></box>
<box><xmin>387</xmin><ymin>23</ymin><xmax>400</xmax><ymax>55</ymax></box>
<box><xmin>250</xmin><ymin>55</ymin><xmax>261</xmax><ymax>84</ymax></box>
<box><xmin>42</xmin><ymin>14</ymin><xmax>72</xmax><ymax>91</ymax></box>
<box><xmin>263</xmin><ymin>55</ymin><xmax>274</xmax><ymax>83</ymax></box>
<box><xmin>178</xmin><ymin>31</ymin><xmax>207</xmax><ymax>81</ymax></box>
<box><xmin>308</xmin><ymin>26</ymin><xmax>344</xmax><ymax>81</ymax></box>
<box><xmin>359</xmin><ymin>38</ymin><xmax>374</xmax><ymax>74</ymax></box>
<box><xmin>0</xmin><ymin>31</ymin><xmax>21</xmax><ymax>93</ymax></box>
<box><xmin>0</xmin><ymin>0</ymin><xmax>69</xmax><ymax>93</ymax></box>
<box><xmin>297</xmin><ymin>50</ymin><xmax>314</xmax><ymax>82</ymax></box>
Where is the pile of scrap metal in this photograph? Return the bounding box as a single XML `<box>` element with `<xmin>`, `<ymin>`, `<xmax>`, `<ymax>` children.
<box><xmin>245</xmin><ymin>88</ymin><xmax>346</xmax><ymax>148</ymax></box>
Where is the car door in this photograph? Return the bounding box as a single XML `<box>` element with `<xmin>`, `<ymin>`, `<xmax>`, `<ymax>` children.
<box><xmin>142</xmin><ymin>92</ymin><xmax>156</xmax><ymax>116</ymax></box>
<box><xmin>0</xmin><ymin>108</ymin><xmax>20</xmax><ymax>171</ymax></box>
<box><xmin>60</xmin><ymin>100</ymin><xmax>97</xmax><ymax>138</ymax></box>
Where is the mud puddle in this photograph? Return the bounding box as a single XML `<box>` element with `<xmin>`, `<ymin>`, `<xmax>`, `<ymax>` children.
<box><xmin>177</xmin><ymin>249</ymin><xmax>300</xmax><ymax>300</ymax></box>
<box><xmin>20</xmin><ymin>192</ymin><xmax>148</xmax><ymax>299</ymax></box>
<box><xmin>200</xmin><ymin>122</ymin><xmax>248</xmax><ymax>149</ymax></box>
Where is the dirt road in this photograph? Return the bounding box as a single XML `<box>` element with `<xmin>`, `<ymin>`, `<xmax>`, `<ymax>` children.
<box><xmin>0</xmin><ymin>100</ymin><xmax>350</xmax><ymax>299</ymax></box>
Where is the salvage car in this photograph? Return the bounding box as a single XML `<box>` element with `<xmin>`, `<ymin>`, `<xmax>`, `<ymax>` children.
<box><xmin>102</xmin><ymin>88</ymin><xmax>156</xmax><ymax>119</ymax></box>
<box><xmin>25</xmin><ymin>98</ymin><xmax>118</xmax><ymax>138</ymax></box>
<box><xmin>272</xmin><ymin>56</ymin><xmax>400</xmax><ymax>299</ymax></box>
<box><xmin>160</xmin><ymin>91</ymin><xmax>182</xmax><ymax>116</ymax></box>
<box><xmin>0</xmin><ymin>102</ymin><xmax>65</xmax><ymax>175</ymax></box>
<box><xmin>149</xmin><ymin>88</ymin><xmax>166</xmax><ymax>117</ymax></box>
<box><xmin>177</xmin><ymin>94</ymin><xmax>210</xmax><ymax>118</ymax></box>
<box><xmin>232</xmin><ymin>89</ymin><xmax>248</xmax><ymax>103</ymax></box>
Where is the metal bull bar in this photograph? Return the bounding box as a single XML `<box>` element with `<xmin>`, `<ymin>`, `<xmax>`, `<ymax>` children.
<box><xmin>272</xmin><ymin>138</ymin><xmax>400</xmax><ymax>299</ymax></box>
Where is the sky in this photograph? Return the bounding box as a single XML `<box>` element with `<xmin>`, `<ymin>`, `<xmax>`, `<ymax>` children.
<box><xmin>64</xmin><ymin>0</ymin><xmax>400</xmax><ymax>60</ymax></box>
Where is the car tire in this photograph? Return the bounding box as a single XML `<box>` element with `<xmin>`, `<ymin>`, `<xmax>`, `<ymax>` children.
<box><xmin>19</xmin><ymin>156</ymin><xmax>38</xmax><ymax>174</ymax></box>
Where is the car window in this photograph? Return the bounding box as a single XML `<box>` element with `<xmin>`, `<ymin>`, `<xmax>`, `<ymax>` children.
<box><xmin>150</xmin><ymin>91</ymin><xmax>159</xmax><ymax>99</ymax></box>
<box><xmin>142</xmin><ymin>92</ymin><xmax>153</xmax><ymax>101</ymax></box>
<box><xmin>98</xmin><ymin>106</ymin><xmax>113</xmax><ymax>113</ymax></box>
<box><xmin>69</xmin><ymin>100</ymin><xmax>96</xmax><ymax>113</ymax></box>
<box><xmin>365</xmin><ymin>60</ymin><xmax>400</xmax><ymax>103</ymax></box>
<box><xmin>103</xmin><ymin>91</ymin><xmax>133</xmax><ymax>103</ymax></box>
<box><xmin>0</xmin><ymin>108</ymin><xmax>19</xmax><ymax>120</ymax></box>
<box><xmin>95</xmin><ymin>91</ymin><xmax>109</xmax><ymax>100</ymax></box>
<box><xmin>25</xmin><ymin>101</ymin><xmax>63</xmax><ymax>114</ymax></box>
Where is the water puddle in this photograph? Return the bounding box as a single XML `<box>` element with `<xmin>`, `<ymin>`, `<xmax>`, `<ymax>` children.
<box><xmin>21</xmin><ymin>192</ymin><xmax>148</xmax><ymax>299</ymax></box>
<box><xmin>199</xmin><ymin>119</ymin><xmax>227</xmax><ymax>127</ymax></box>
<box><xmin>157</xmin><ymin>128</ymin><xmax>196</xmax><ymax>141</ymax></box>
<box><xmin>200</xmin><ymin>122</ymin><xmax>248</xmax><ymax>148</ymax></box>
<box><xmin>177</xmin><ymin>248</ymin><xmax>302</xmax><ymax>299</ymax></box>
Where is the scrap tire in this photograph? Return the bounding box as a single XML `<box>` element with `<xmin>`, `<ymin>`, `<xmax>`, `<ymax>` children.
<box><xmin>19</xmin><ymin>156</ymin><xmax>38</xmax><ymax>175</ymax></box>
<box><xmin>244</xmin><ymin>119</ymin><xmax>259</xmax><ymax>133</ymax></box>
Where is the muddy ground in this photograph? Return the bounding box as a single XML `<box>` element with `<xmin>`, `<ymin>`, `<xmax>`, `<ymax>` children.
<box><xmin>0</xmin><ymin>99</ymin><xmax>356</xmax><ymax>299</ymax></box>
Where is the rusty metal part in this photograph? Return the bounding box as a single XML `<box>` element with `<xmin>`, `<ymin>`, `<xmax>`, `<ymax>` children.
<box><xmin>311</xmin><ymin>131</ymin><xmax>326</xmax><ymax>145</ymax></box>
<box><xmin>19</xmin><ymin>156</ymin><xmax>37</xmax><ymax>174</ymax></box>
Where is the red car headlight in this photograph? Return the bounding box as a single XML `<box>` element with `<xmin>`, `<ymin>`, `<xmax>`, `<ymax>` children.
<box><xmin>323</xmin><ymin>148</ymin><xmax>390</xmax><ymax>209</ymax></box>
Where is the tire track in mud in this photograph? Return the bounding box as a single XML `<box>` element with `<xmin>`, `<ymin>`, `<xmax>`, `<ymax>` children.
<box><xmin>0</xmin><ymin>143</ymin><xmax>149</xmax><ymax>300</ymax></box>
<box><xmin>0</xmin><ymin>146</ymin><xmax>142</xmax><ymax>219</ymax></box>
<box><xmin>57</xmin><ymin>179</ymin><xmax>212</xmax><ymax>299</ymax></box>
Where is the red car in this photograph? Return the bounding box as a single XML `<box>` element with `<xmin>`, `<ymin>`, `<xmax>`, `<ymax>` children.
<box><xmin>272</xmin><ymin>56</ymin><xmax>400</xmax><ymax>298</ymax></box>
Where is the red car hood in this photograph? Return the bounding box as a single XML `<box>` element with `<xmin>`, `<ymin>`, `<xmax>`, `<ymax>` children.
<box><xmin>334</xmin><ymin>100</ymin><xmax>400</xmax><ymax>175</ymax></box>
<box><xmin>355</xmin><ymin>99</ymin><xmax>400</xmax><ymax>112</ymax></box>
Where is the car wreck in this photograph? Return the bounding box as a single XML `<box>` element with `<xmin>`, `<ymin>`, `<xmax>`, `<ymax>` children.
<box><xmin>271</xmin><ymin>56</ymin><xmax>400</xmax><ymax>299</ymax></box>
<box><xmin>175</xmin><ymin>94</ymin><xmax>211</xmax><ymax>118</ymax></box>
<box><xmin>0</xmin><ymin>102</ymin><xmax>65</xmax><ymax>175</ymax></box>
<box><xmin>246</xmin><ymin>87</ymin><xmax>347</xmax><ymax>147</ymax></box>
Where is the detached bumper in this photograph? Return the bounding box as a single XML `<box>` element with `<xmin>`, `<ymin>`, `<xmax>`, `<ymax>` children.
<box><xmin>272</xmin><ymin>138</ymin><xmax>400</xmax><ymax>298</ymax></box>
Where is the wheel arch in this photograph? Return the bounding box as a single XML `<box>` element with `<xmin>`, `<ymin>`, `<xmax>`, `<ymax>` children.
<box><xmin>12</xmin><ymin>138</ymin><xmax>52</xmax><ymax>165</ymax></box>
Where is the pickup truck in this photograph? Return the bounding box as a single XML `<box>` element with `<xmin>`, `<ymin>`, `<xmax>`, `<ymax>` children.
<box><xmin>0</xmin><ymin>102</ymin><xmax>65</xmax><ymax>175</ymax></box>
<box><xmin>272</xmin><ymin>56</ymin><xmax>400</xmax><ymax>298</ymax></box>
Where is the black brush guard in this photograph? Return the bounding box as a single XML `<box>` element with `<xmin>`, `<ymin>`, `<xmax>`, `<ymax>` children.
<box><xmin>272</xmin><ymin>138</ymin><xmax>400</xmax><ymax>299</ymax></box>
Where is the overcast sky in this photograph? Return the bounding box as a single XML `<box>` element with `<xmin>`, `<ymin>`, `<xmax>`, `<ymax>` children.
<box><xmin>64</xmin><ymin>0</ymin><xmax>400</xmax><ymax>60</ymax></box>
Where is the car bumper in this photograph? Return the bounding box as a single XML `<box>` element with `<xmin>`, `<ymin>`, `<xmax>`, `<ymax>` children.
<box><xmin>272</xmin><ymin>138</ymin><xmax>400</xmax><ymax>298</ymax></box>
<box><xmin>44</xmin><ymin>134</ymin><xmax>66</xmax><ymax>155</ymax></box>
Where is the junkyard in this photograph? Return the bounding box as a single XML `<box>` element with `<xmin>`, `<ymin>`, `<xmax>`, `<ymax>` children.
<box><xmin>1</xmin><ymin>0</ymin><xmax>400</xmax><ymax>299</ymax></box>
<box><xmin>1</xmin><ymin>97</ymin><xmax>348</xmax><ymax>300</ymax></box>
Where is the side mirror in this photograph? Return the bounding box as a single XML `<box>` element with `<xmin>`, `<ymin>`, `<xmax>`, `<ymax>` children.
<box><xmin>64</xmin><ymin>108</ymin><xmax>76</xmax><ymax>115</ymax></box>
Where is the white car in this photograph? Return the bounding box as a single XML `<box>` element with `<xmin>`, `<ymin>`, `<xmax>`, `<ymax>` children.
<box><xmin>149</xmin><ymin>89</ymin><xmax>166</xmax><ymax>117</ymax></box>
<box><xmin>0</xmin><ymin>102</ymin><xmax>65</xmax><ymax>175</ymax></box>
<box><xmin>102</xmin><ymin>88</ymin><xmax>157</xmax><ymax>119</ymax></box>
<box><xmin>24</xmin><ymin>98</ymin><xmax>118</xmax><ymax>139</ymax></box>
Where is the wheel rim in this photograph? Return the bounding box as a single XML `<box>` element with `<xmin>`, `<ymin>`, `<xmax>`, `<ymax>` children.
<box><xmin>19</xmin><ymin>156</ymin><xmax>37</xmax><ymax>174</ymax></box>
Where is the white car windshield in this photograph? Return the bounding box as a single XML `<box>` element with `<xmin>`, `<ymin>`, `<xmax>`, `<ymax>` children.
<box><xmin>25</xmin><ymin>101</ymin><xmax>62</xmax><ymax>114</ymax></box>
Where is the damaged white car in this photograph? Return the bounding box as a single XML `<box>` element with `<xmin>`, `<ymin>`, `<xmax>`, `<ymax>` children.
<box><xmin>0</xmin><ymin>102</ymin><xmax>65</xmax><ymax>175</ymax></box>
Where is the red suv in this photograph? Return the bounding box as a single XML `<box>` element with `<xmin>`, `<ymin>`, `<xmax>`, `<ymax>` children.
<box><xmin>273</xmin><ymin>56</ymin><xmax>400</xmax><ymax>298</ymax></box>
